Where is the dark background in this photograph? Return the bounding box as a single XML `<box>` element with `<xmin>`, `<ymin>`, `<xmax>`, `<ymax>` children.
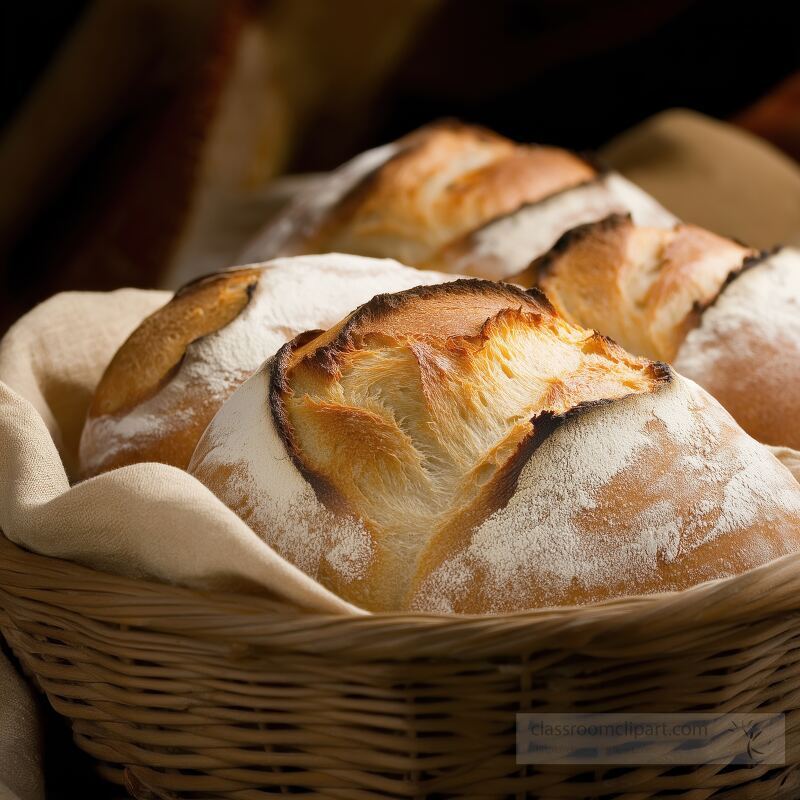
<box><xmin>303</xmin><ymin>0</ymin><xmax>800</xmax><ymax>166</ymax></box>
<box><xmin>4</xmin><ymin>0</ymin><xmax>797</xmax><ymax>166</ymax></box>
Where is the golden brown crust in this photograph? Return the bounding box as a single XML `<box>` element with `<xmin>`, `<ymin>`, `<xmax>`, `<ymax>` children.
<box><xmin>514</xmin><ymin>215</ymin><xmax>756</xmax><ymax>361</ymax></box>
<box><xmin>286</xmin><ymin>279</ymin><xmax>555</xmax><ymax>368</ymax></box>
<box><xmin>79</xmin><ymin>267</ymin><xmax>263</xmax><ymax>476</ymax></box>
<box><xmin>302</xmin><ymin>121</ymin><xmax>596</xmax><ymax>264</ymax></box>
<box><xmin>89</xmin><ymin>267</ymin><xmax>262</xmax><ymax>418</ymax></box>
<box><xmin>80</xmin><ymin>254</ymin><xmax>462</xmax><ymax>478</ymax></box>
<box><xmin>267</xmin><ymin>281</ymin><xmax>563</xmax><ymax>520</ymax></box>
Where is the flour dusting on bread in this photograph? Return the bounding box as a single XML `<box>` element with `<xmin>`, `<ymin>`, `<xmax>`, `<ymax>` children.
<box><xmin>674</xmin><ymin>247</ymin><xmax>800</xmax><ymax>449</ymax></box>
<box><xmin>409</xmin><ymin>378</ymin><xmax>800</xmax><ymax>613</ymax></box>
<box><xmin>432</xmin><ymin>173</ymin><xmax>676</xmax><ymax>279</ymax></box>
<box><xmin>188</xmin><ymin>364</ymin><xmax>374</xmax><ymax>583</ymax></box>
<box><xmin>189</xmin><ymin>279</ymin><xmax>800</xmax><ymax>614</ymax></box>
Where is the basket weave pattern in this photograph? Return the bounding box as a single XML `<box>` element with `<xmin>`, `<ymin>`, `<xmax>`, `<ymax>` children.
<box><xmin>2</xmin><ymin>534</ymin><xmax>800</xmax><ymax>799</ymax></box>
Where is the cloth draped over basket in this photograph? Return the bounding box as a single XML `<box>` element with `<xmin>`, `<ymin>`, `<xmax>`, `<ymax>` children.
<box><xmin>0</xmin><ymin>290</ymin><xmax>365</xmax><ymax>616</ymax></box>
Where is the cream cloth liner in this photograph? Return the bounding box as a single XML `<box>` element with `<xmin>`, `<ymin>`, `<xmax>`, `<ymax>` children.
<box><xmin>0</xmin><ymin>289</ymin><xmax>365</xmax><ymax>617</ymax></box>
<box><xmin>601</xmin><ymin>109</ymin><xmax>800</xmax><ymax>251</ymax></box>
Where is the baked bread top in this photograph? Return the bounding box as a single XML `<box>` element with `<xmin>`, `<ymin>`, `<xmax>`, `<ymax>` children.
<box><xmin>243</xmin><ymin>121</ymin><xmax>676</xmax><ymax>279</ymax></box>
<box><xmin>307</xmin><ymin>121</ymin><xmax>595</xmax><ymax>265</ymax></box>
<box><xmin>511</xmin><ymin>214</ymin><xmax>800</xmax><ymax>450</ymax></box>
<box><xmin>190</xmin><ymin>279</ymin><xmax>800</xmax><ymax>613</ymax></box>
<box><xmin>514</xmin><ymin>213</ymin><xmax>756</xmax><ymax>361</ymax></box>
<box><xmin>428</xmin><ymin>173</ymin><xmax>676</xmax><ymax>279</ymax></box>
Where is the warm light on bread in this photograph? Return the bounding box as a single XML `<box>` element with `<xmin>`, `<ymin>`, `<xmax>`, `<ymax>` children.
<box><xmin>189</xmin><ymin>280</ymin><xmax>800</xmax><ymax>614</ymax></box>
<box><xmin>79</xmin><ymin>254</ymin><xmax>456</xmax><ymax>476</ymax></box>
<box><xmin>242</xmin><ymin>121</ymin><xmax>676</xmax><ymax>279</ymax></box>
<box><xmin>312</xmin><ymin>122</ymin><xmax>595</xmax><ymax>266</ymax></box>
<box><xmin>515</xmin><ymin>213</ymin><xmax>756</xmax><ymax>361</ymax></box>
<box><xmin>89</xmin><ymin>268</ymin><xmax>262</xmax><ymax>420</ymax></box>
<box><xmin>80</xmin><ymin>267</ymin><xmax>262</xmax><ymax>476</ymax></box>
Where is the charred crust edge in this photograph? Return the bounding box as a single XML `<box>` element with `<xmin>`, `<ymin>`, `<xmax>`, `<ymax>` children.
<box><xmin>268</xmin><ymin>332</ymin><xmax>356</xmax><ymax>516</ymax></box>
<box><xmin>473</xmin><ymin>361</ymin><xmax>674</xmax><ymax>526</ymax></box>
<box><xmin>689</xmin><ymin>246</ymin><xmax>778</xmax><ymax>328</ymax></box>
<box><xmin>173</xmin><ymin>265</ymin><xmax>263</xmax><ymax>299</ymax></box>
<box><xmin>527</xmin><ymin>212</ymin><xmax>633</xmax><ymax>281</ymax></box>
<box><xmin>180</xmin><ymin>271</ymin><xmax>262</xmax><ymax>363</ymax></box>
<box><xmin>304</xmin><ymin>279</ymin><xmax>557</xmax><ymax>376</ymax></box>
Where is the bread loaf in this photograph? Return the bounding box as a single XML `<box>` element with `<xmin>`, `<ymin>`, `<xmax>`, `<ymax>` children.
<box><xmin>673</xmin><ymin>246</ymin><xmax>800</xmax><ymax>449</ymax></box>
<box><xmin>189</xmin><ymin>280</ymin><xmax>800</xmax><ymax>613</ymax></box>
<box><xmin>242</xmin><ymin>121</ymin><xmax>676</xmax><ymax>279</ymax></box>
<box><xmin>79</xmin><ymin>254</ymin><xmax>455</xmax><ymax>476</ymax></box>
<box><xmin>514</xmin><ymin>215</ymin><xmax>800</xmax><ymax>448</ymax></box>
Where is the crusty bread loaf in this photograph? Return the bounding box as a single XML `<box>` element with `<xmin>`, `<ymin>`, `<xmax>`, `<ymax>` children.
<box><xmin>241</xmin><ymin>121</ymin><xmax>676</xmax><ymax>279</ymax></box>
<box><xmin>189</xmin><ymin>280</ymin><xmax>800</xmax><ymax>614</ymax></box>
<box><xmin>513</xmin><ymin>215</ymin><xmax>800</xmax><ymax>448</ymax></box>
<box><xmin>79</xmin><ymin>254</ymin><xmax>456</xmax><ymax>476</ymax></box>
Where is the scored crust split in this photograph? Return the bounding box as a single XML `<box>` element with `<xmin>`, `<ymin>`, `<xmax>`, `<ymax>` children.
<box><xmin>189</xmin><ymin>280</ymin><xmax>800</xmax><ymax>614</ymax></box>
<box><xmin>515</xmin><ymin>213</ymin><xmax>757</xmax><ymax>361</ymax></box>
<box><xmin>80</xmin><ymin>267</ymin><xmax>262</xmax><ymax>476</ymax></box>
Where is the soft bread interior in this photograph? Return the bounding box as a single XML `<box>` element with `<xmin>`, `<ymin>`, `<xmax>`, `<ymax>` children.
<box><xmin>90</xmin><ymin>268</ymin><xmax>262</xmax><ymax>417</ymax></box>
<box><xmin>273</xmin><ymin>280</ymin><xmax>665</xmax><ymax>609</ymax></box>
<box><xmin>516</xmin><ymin>215</ymin><xmax>755</xmax><ymax>361</ymax></box>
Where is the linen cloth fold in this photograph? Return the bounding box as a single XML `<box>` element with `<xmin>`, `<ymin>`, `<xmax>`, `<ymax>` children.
<box><xmin>601</xmin><ymin>108</ymin><xmax>800</xmax><ymax>250</ymax></box>
<box><xmin>0</xmin><ymin>647</ymin><xmax>43</xmax><ymax>800</ymax></box>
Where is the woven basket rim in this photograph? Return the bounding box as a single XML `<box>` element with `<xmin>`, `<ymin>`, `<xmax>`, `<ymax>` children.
<box><xmin>2</xmin><ymin>532</ymin><xmax>800</xmax><ymax>660</ymax></box>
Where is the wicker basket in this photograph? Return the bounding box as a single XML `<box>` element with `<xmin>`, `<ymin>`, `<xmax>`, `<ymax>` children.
<box><xmin>2</xmin><ymin>533</ymin><xmax>800</xmax><ymax>799</ymax></box>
